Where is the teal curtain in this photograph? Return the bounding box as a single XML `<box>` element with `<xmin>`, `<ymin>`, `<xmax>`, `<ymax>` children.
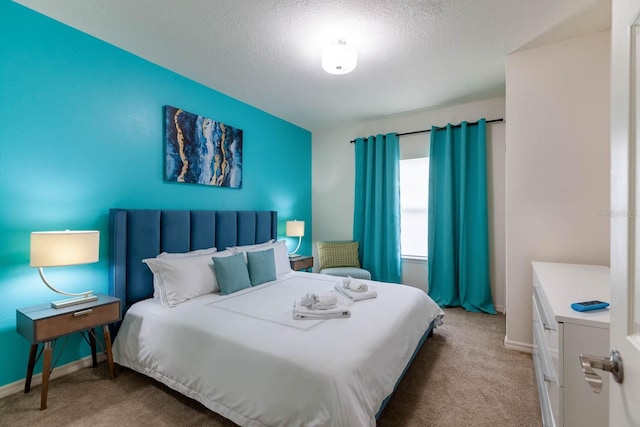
<box><xmin>427</xmin><ymin>119</ymin><xmax>496</xmax><ymax>314</ymax></box>
<box><xmin>353</xmin><ymin>133</ymin><xmax>402</xmax><ymax>283</ymax></box>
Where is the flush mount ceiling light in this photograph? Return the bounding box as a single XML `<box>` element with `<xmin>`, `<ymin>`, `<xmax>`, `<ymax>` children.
<box><xmin>322</xmin><ymin>39</ymin><xmax>357</xmax><ymax>75</ymax></box>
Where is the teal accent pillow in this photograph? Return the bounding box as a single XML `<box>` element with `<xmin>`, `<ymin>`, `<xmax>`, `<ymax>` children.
<box><xmin>247</xmin><ymin>248</ymin><xmax>277</xmax><ymax>286</ymax></box>
<box><xmin>212</xmin><ymin>252</ymin><xmax>251</xmax><ymax>295</ymax></box>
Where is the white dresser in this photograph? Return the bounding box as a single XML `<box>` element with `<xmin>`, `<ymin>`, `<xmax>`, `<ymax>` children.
<box><xmin>532</xmin><ymin>262</ymin><xmax>610</xmax><ymax>427</ymax></box>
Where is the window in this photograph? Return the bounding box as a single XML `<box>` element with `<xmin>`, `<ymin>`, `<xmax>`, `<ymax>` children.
<box><xmin>399</xmin><ymin>157</ymin><xmax>429</xmax><ymax>258</ymax></box>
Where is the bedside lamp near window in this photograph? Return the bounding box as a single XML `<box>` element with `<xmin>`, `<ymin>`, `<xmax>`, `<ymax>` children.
<box><xmin>30</xmin><ymin>230</ymin><xmax>100</xmax><ymax>309</ymax></box>
<box><xmin>285</xmin><ymin>220</ymin><xmax>304</xmax><ymax>258</ymax></box>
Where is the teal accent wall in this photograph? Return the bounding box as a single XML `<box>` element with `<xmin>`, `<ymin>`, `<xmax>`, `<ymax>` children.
<box><xmin>0</xmin><ymin>1</ymin><xmax>311</xmax><ymax>388</ymax></box>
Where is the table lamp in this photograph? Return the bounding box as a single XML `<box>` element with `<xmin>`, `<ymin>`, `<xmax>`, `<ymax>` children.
<box><xmin>30</xmin><ymin>230</ymin><xmax>100</xmax><ymax>308</ymax></box>
<box><xmin>285</xmin><ymin>220</ymin><xmax>304</xmax><ymax>258</ymax></box>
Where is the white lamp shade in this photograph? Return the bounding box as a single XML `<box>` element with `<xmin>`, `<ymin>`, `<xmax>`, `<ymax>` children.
<box><xmin>286</xmin><ymin>221</ymin><xmax>305</xmax><ymax>237</ymax></box>
<box><xmin>30</xmin><ymin>230</ymin><xmax>100</xmax><ymax>267</ymax></box>
<box><xmin>322</xmin><ymin>39</ymin><xmax>357</xmax><ymax>75</ymax></box>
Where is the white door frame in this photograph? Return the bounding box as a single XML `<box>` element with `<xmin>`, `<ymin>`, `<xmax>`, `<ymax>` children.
<box><xmin>610</xmin><ymin>0</ymin><xmax>640</xmax><ymax>425</ymax></box>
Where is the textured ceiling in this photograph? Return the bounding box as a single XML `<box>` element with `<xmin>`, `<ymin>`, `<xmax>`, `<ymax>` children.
<box><xmin>14</xmin><ymin>0</ymin><xmax>611</xmax><ymax>131</ymax></box>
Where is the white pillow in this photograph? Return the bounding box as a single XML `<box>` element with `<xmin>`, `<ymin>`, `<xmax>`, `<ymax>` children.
<box><xmin>226</xmin><ymin>239</ymin><xmax>274</xmax><ymax>253</ymax></box>
<box><xmin>150</xmin><ymin>247</ymin><xmax>218</xmax><ymax>297</ymax></box>
<box><xmin>230</xmin><ymin>240</ymin><xmax>291</xmax><ymax>277</ymax></box>
<box><xmin>143</xmin><ymin>249</ymin><xmax>233</xmax><ymax>307</ymax></box>
<box><xmin>157</xmin><ymin>246</ymin><xmax>217</xmax><ymax>258</ymax></box>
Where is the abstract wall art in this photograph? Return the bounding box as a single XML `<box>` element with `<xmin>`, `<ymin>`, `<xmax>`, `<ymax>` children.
<box><xmin>164</xmin><ymin>105</ymin><xmax>243</xmax><ymax>188</ymax></box>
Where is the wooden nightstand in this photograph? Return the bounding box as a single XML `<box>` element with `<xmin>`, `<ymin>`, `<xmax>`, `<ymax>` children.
<box><xmin>16</xmin><ymin>294</ymin><xmax>121</xmax><ymax>410</ymax></box>
<box><xmin>290</xmin><ymin>255</ymin><xmax>313</xmax><ymax>272</ymax></box>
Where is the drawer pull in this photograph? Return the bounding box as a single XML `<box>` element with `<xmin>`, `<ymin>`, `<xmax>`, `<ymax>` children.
<box><xmin>73</xmin><ymin>309</ymin><xmax>93</xmax><ymax>317</ymax></box>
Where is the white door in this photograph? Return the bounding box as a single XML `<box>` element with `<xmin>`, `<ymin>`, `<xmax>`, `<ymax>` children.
<box><xmin>611</xmin><ymin>0</ymin><xmax>640</xmax><ymax>425</ymax></box>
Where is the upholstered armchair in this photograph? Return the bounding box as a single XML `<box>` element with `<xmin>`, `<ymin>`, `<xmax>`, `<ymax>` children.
<box><xmin>316</xmin><ymin>241</ymin><xmax>371</xmax><ymax>280</ymax></box>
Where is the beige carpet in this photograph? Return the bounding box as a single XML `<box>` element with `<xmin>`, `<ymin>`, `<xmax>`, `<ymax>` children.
<box><xmin>0</xmin><ymin>308</ymin><xmax>542</xmax><ymax>426</ymax></box>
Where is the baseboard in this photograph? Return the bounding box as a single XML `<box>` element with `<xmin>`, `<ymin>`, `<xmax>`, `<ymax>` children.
<box><xmin>494</xmin><ymin>304</ymin><xmax>505</xmax><ymax>314</ymax></box>
<box><xmin>0</xmin><ymin>353</ymin><xmax>106</xmax><ymax>399</ymax></box>
<box><xmin>504</xmin><ymin>336</ymin><xmax>533</xmax><ymax>353</ymax></box>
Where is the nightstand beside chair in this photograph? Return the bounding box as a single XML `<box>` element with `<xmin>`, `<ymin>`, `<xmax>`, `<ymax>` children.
<box><xmin>290</xmin><ymin>255</ymin><xmax>313</xmax><ymax>272</ymax></box>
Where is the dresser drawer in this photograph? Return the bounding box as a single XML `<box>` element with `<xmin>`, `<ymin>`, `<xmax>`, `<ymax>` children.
<box><xmin>533</xmin><ymin>296</ymin><xmax>561</xmax><ymax>427</ymax></box>
<box><xmin>18</xmin><ymin>300</ymin><xmax>120</xmax><ymax>343</ymax></box>
<box><xmin>533</xmin><ymin>275</ymin><xmax>557</xmax><ymax>330</ymax></box>
<box><xmin>533</xmin><ymin>284</ymin><xmax>561</xmax><ymax>385</ymax></box>
<box><xmin>533</xmin><ymin>352</ymin><xmax>558</xmax><ymax>427</ymax></box>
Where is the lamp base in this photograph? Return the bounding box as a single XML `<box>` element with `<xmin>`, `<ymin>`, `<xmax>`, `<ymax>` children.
<box><xmin>51</xmin><ymin>294</ymin><xmax>98</xmax><ymax>309</ymax></box>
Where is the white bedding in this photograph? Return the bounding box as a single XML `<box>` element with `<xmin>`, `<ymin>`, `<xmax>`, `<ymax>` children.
<box><xmin>112</xmin><ymin>272</ymin><xmax>444</xmax><ymax>427</ymax></box>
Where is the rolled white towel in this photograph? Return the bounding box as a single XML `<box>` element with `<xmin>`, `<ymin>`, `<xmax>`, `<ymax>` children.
<box><xmin>343</xmin><ymin>276</ymin><xmax>368</xmax><ymax>293</ymax></box>
<box><xmin>299</xmin><ymin>293</ymin><xmax>338</xmax><ymax>310</ymax></box>
<box><xmin>335</xmin><ymin>283</ymin><xmax>377</xmax><ymax>301</ymax></box>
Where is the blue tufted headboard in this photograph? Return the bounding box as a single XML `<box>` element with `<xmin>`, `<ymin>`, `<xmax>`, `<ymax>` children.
<box><xmin>108</xmin><ymin>209</ymin><xmax>277</xmax><ymax>323</ymax></box>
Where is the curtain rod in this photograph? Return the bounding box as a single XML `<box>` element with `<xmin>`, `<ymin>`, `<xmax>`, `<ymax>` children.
<box><xmin>349</xmin><ymin>118</ymin><xmax>504</xmax><ymax>143</ymax></box>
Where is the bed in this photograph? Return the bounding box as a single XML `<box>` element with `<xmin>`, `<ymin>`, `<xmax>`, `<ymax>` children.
<box><xmin>108</xmin><ymin>209</ymin><xmax>444</xmax><ymax>427</ymax></box>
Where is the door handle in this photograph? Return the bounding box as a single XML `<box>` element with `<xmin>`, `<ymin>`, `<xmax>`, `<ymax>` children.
<box><xmin>579</xmin><ymin>350</ymin><xmax>624</xmax><ymax>394</ymax></box>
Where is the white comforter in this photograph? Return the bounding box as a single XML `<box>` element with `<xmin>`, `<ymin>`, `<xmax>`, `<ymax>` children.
<box><xmin>112</xmin><ymin>272</ymin><xmax>444</xmax><ymax>427</ymax></box>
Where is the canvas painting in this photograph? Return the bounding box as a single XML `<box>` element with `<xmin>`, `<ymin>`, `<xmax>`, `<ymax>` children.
<box><xmin>164</xmin><ymin>105</ymin><xmax>243</xmax><ymax>188</ymax></box>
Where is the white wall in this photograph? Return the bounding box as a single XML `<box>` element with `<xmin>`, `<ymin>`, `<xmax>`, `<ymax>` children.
<box><xmin>312</xmin><ymin>98</ymin><xmax>506</xmax><ymax>311</ymax></box>
<box><xmin>505</xmin><ymin>30</ymin><xmax>610</xmax><ymax>351</ymax></box>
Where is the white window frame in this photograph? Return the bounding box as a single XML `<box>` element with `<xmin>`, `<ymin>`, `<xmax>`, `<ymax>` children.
<box><xmin>399</xmin><ymin>134</ymin><xmax>429</xmax><ymax>260</ymax></box>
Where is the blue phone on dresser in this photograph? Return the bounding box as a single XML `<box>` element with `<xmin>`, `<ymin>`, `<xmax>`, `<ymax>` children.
<box><xmin>570</xmin><ymin>300</ymin><xmax>609</xmax><ymax>312</ymax></box>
